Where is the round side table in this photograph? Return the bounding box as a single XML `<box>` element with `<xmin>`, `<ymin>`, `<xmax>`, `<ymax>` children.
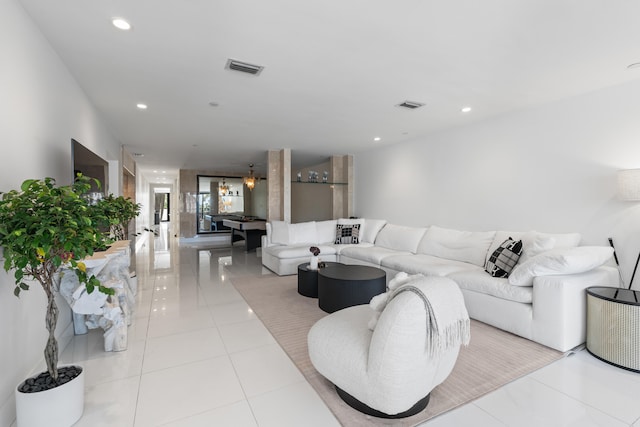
<box><xmin>297</xmin><ymin>262</ymin><xmax>341</xmax><ymax>298</ymax></box>
<box><xmin>587</xmin><ymin>286</ymin><xmax>640</xmax><ymax>372</ymax></box>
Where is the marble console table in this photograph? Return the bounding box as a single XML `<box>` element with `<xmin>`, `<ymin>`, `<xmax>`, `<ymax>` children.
<box><xmin>59</xmin><ymin>240</ymin><xmax>135</xmax><ymax>351</ymax></box>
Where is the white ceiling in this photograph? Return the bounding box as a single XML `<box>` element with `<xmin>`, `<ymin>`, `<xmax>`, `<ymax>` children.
<box><xmin>18</xmin><ymin>0</ymin><xmax>640</xmax><ymax>183</ymax></box>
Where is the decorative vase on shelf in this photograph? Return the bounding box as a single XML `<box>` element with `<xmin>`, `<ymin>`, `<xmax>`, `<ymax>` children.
<box><xmin>309</xmin><ymin>256</ymin><xmax>319</xmax><ymax>270</ymax></box>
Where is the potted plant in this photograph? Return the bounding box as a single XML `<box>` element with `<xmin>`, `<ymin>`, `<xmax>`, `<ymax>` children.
<box><xmin>90</xmin><ymin>193</ymin><xmax>142</xmax><ymax>324</ymax></box>
<box><xmin>309</xmin><ymin>246</ymin><xmax>321</xmax><ymax>270</ymax></box>
<box><xmin>0</xmin><ymin>175</ymin><xmax>114</xmax><ymax>427</ymax></box>
<box><xmin>92</xmin><ymin>194</ymin><xmax>141</xmax><ymax>241</ymax></box>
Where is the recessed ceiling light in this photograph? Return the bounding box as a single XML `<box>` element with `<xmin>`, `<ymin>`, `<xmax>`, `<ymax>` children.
<box><xmin>373</xmin><ymin>137</ymin><xmax>381</xmax><ymax>142</ymax></box>
<box><xmin>153</xmin><ymin>170</ymin><xmax>158</xmax><ymax>173</ymax></box>
<box><xmin>461</xmin><ymin>106</ymin><xmax>472</xmax><ymax>113</ymax></box>
<box><xmin>136</xmin><ymin>103</ymin><xmax>148</xmax><ymax>110</ymax></box>
<box><xmin>627</xmin><ymin>63</ymin><xmax>640</xmax><ymax>70</ymax></box>
<box><xmin>112</xmin><ymin>18</ymin><xmax>131</xmax><ymax>31</ymax></box>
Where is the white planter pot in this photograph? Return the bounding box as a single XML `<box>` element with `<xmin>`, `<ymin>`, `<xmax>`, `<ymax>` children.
<box><xmin>15</xmin><ymin>365</ymin><xmax>85</xmax><ymax>427</ymax></box>
<box><xmin>309</xmin><ymin>256</ymin><xmax>319</xmax><ymax>270</ymax></box>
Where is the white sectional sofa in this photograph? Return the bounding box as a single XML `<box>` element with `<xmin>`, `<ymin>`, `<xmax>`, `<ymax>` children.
<box><xmin>261</xmin><ymin>219</ymin><xmax>619</xmax><ymax>352</ymax></box>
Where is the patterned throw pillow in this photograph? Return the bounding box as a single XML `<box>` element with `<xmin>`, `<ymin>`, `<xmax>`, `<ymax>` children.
<box><xmin>485</xmin><ymin>237</ymin><xmax>523</xmax><ymax>278</ymax></box>
<box><xmin>335</xmin><ymin>224</ymin><xmax>360</xmax><ymax>244</ymax></box>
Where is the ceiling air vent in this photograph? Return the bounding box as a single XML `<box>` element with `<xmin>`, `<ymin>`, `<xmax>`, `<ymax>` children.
<box><xmin>396</xmin><ymin>100</ymin><xmax>425</xmax><ymax>110</ymax></box>
<box><xmin>225</xmin><ymin>59</ymin><xmax>264</xmax><ymax>76</ymax></box>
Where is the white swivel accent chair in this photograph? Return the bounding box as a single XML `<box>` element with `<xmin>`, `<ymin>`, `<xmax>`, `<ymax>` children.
<box><xmin>308</xmin><ymin>275</ymin><xmax>470</xmax><ymax>418</ymax></box>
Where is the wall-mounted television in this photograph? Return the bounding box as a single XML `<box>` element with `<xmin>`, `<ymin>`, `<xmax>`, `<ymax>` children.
<box><xmin>71</xmin><ymin>139</ymin><xmax>108</xmax><ymax>197</ymax></box>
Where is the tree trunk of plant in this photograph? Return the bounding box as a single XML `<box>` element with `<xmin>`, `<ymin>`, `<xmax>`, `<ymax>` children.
<box><xmin>44</xmin><ymin>285</ymin><xmax>59</xmax><ymax>382</ymax></box>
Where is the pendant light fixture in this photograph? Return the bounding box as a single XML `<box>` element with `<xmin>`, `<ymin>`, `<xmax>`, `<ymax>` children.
<box><xmin>244</xmin><ymin>164</ymin><xmax>257</xmax><ymax>191</ymax></box>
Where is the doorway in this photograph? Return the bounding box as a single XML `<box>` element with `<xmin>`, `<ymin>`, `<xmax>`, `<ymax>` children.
<box><xmin>154</xmin><ymin>190</ymin><xmax>171</xmax><ymax>224</ymax></box>
<box><xmin>153</xmin><ymin>192</ymin><xmax>171</xmax><ymax>225</ymax></box>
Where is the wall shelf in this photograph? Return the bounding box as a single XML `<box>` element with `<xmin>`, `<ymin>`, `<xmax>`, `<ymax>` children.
<box><xmin>289</xmin><ymin>154</ymin><xmax>353</xmax><ymax>222</ymax></box>
<box><xmin>293</xmin><ymin>181</ymin><xmax>347</xmax><ymax>186</ymax></box>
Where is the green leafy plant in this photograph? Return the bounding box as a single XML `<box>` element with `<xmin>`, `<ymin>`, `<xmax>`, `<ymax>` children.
<box><xmin>92</xmin><ymin>194</ymin><xmax>141</xmax><ymax>241</ymax></box>
<box><xmin>0</xmin><ymin>175</ymin><xmax>114</xmax><ymax>382</ymax></box>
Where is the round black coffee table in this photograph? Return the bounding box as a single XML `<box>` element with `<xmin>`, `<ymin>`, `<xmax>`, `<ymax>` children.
<box><xmin>297</xmin><ymin>262</ymin><xmax>341</xmax><ymax>298</ymax></box>
<box><xmin>318</xmin><ymin>264</ymin><xmax>386</xmax><ymax>313</ymax></box>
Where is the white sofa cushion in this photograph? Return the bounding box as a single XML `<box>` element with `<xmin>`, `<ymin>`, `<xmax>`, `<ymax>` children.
<box><xmin>315</xmin><ymin>244</ymin><xmax>342</xmax><ymax>257</ymax></box>
<box><xmin>340</xmin><ymin>246</ymin><xmax>410</xmax><ymax>265</ymax></box>
<box><xmin>447</xmin><ymin>270</ymin><xmax>533</xmax><ymax>304</ymax></box>
<box><xmin>289</xmin><ymin>221</ymin><xmax>317</xmax><ymax>245</ymax></box>
<box><xmin>316</xmin><ymin>220</ymin><xmax>338</xmax><ymax>244</ymax></box>
<box><xmin>382</xmin><ymin>254</ymin><xmax>481</xmax><ymax>277</ymax></box>
<box><xmin>544</xmin><ymin>232</ymin><xmax>582</xmax><ymax>249</ymax></box>
<box><xmin>418</xmin><ymin>226</ymin><xmax>495</xmax><ymax>267</ymax></box>
<box><xmin>264</xmin><ymin>244</ymin><xmax>338</xmax><ymax>259</ymax></box>
<box><xmin>332</xmin><ymin>242</ymin><xmax>374</xmax><ymax>255</ymax></box>
<box><xmin>269</xmin><ymin>220</ymin><xmax>320</xmax><ymax>245</ymax></box>
<box><xmin>362</xmin><ymin>219</ymin><xmax>387</xmax><ymax>243</ymax></box>
<box><xmin>270</xmin><ymin>220</ymin><xmax>290</xmax><ymax>245</ymax></box>
<box><xmin>375</xmin><ymin>224</ymin><xmax>428</xmax><ymax>253</ymax></box>
<box><xmin>509</xmin><ymin>246</ymin><xmax>614</xmax><ymax>287</ymax></box>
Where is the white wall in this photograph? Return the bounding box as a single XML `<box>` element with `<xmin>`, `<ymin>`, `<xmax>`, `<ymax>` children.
<box><xmin>355</xmin><ymin>79</ymin><xmax>640</xmax><ymax>288</ymax></box>
<box><xmin>247</xmin><ymin>180</ymin><xmax>268</xmax><ymax>219</ymax></box>
<box><xmin>0</xmin><ymin>0</ymin><xmax>122</xmax><ymax>424</ymax></box>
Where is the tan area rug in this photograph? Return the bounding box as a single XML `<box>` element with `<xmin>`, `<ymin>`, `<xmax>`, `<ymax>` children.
<box><xmin>231</xmin><ymin>274</ymin><xmax>564</xmax><ymax>426</ymax></box>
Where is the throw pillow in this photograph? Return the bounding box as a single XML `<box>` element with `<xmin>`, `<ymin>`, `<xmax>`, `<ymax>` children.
<box><xmin>484</xmin><ymin>231</ymin><xmax>556</xmax><ymax>266</ymax></box>
<box><xmin>485</xmin><ymin>237</ymin><xmax>523</xmax><ymax>278</ymax></box>
<box><xmin>335</xmin><ymin>223</ymin><xmax>360</xmax><ymax>244</ymax></box>
<box><xmin>519</xmin><ymin>231</ymin><xmax>556</xmax><ymax>263</ymax></box>
<box><xmin>509</xmin><ymin>246</ymin><xmax>614</xmax><ymax>287</ymax></box>
<box><xmin>338</xmin><ymin>218</ymin><xmax>366</xmax><ymax>241</ymax></box>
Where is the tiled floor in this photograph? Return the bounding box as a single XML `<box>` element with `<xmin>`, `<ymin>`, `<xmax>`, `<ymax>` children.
<box><xmin>57</xmin><ymin>224</ymin><xmax>640</xmax><ymax>426</ymax></box>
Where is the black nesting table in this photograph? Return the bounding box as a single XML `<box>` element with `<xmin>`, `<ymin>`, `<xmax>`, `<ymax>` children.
<box><xmin>297</xmin><ymin>262</ymin><xmax>340</xmax><ymax>298</ymax></box>
<box><xmin>318</xmin><ymin>264</ymin><xmax>386</xmax><ymax>313</ymax></box>
<box><xmin>587</xmin><ymin>286</ymin><xmax>640</xmax><ymax>372</ymax></box>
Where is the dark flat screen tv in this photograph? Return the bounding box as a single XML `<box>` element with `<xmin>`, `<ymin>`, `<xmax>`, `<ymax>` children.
<box><xmin>71</xmin><ymin>139</ymin><xmax>108</xmax><ymax>195</ymax></box>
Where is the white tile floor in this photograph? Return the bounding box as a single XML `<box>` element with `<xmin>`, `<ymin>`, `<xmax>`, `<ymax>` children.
<box><xmin>58</xmin><ymin>224</ymin><xmax>640</xmax><ymax>426</ymax></box>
